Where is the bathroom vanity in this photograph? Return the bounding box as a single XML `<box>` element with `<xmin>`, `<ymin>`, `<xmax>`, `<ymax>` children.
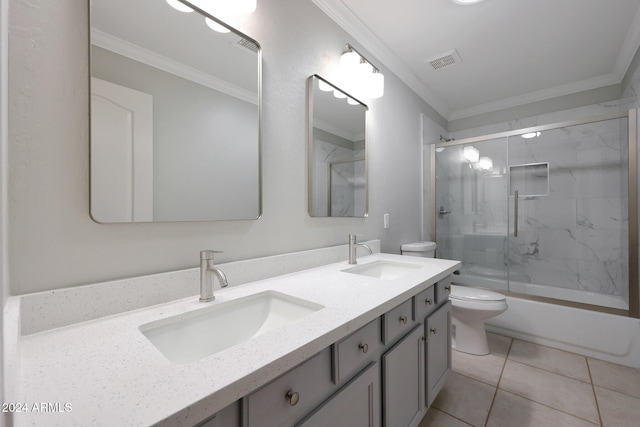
<box><xmin>5</xmin><ymin>250</ymin><xmax>459</xmax><ymax>427</ymax></box>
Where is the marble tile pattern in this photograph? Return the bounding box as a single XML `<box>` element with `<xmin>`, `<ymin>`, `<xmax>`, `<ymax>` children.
<box><xmin>421</xmin><ymin>333</ymin><xmax>640</xmax><ymax>427</ymax></box>
<box><xmin>439</xmin><ymin>114</ymin><xmax>629</xmax><ymax>306</ymax></box>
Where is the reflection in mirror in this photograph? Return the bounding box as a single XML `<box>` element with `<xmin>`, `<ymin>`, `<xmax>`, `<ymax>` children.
<box><xmin>307</xmin><ymin>75</ymin><xmax>368</xmax><ymax>217</ymax></box>
<box><xmin>90</xmin><ymin>0</ymin><xmax>261</xmax><ymax>223</ymax></box>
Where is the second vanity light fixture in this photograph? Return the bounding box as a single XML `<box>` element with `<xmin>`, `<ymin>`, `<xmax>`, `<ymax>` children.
<box><xmin>339</xmin><ymin>44</ymin><xmax>385</xmax><ymax>100</ymax></box>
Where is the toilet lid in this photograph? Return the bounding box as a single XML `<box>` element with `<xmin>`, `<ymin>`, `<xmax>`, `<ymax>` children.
<box><xmin>450</xmin><ymin>285</ymin><xmax>506</xmax><ymax>302</ymax></box>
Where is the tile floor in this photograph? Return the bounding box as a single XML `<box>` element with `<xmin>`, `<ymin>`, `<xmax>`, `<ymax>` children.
<box><xmin>418</xmin><ymin>333</ymin><xmax>640</xmax><ymax>427</ymax></box>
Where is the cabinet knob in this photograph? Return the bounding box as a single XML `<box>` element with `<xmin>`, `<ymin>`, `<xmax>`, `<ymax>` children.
<box><xmin>444</xmin><ymin>285</ymin><xmax>451</xmax><ymax>291</ymax></box>
<box><xmin>399</xmin><ymin>316</ymin><xmax>408</xmax><ymax>324</ymax></box>
<box><xmin>358</xmin><ymin>343</ymin><xmax>369</xmax><ymax>353</ymax></box>
<box><xmin>430</xmin><ymin>327</ymin><xmax>437</xmax><ymax>334</ymax></box>
<box><xmin>425</xmin><ymin>298</ymin><xmax>433</xmax><ymax>305</ymax></box>
<box><xmin>285</xmin><ymin>390</ymin><xmax>300</xmax><ymax>406</ymax></box>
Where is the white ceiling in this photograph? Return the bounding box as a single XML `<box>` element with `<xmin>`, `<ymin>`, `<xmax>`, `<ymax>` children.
<box><xmin>314</xmin><ymin>0</ymin><xmax>640</xmax><ymax>121</ymax></box>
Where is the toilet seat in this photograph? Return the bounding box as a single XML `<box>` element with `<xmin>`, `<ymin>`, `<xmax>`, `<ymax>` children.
<box><xmin>449</xmin><ymin>285</ymin><xmax>506</xmax><ymax>302</ymax></box>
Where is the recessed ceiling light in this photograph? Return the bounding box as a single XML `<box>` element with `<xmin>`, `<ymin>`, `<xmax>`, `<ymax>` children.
<box><xmin>452</xmin><ymin>0</ymin><xmax>486</xmax><ymax>5</ymax></box>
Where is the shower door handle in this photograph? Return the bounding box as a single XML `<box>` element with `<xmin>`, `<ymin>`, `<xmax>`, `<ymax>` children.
<box><xmin>514</xmin><ymin>190</ymin><xmax>519</xmax><ymax>237</ymax></box>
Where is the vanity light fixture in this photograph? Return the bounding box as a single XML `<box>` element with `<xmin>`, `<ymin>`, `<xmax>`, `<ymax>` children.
<box><xmin>521</xmin><ymin>131</ymin><xmax>541</xmax><ymax>139</ymax></box>
<box><xmin>339</xmin><ymin>44</ymin><xmax>385</xmax><ymax>99</ymax></box>
<box><xmin>318</xmin><ymin>80</ymin><xmax>333</xmax><ymax>92</ymax></box>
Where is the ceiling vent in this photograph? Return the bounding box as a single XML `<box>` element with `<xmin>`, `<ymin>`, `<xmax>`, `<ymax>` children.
<box><xmin>426</xmin><ymin>49</ymin><xmax>462</xmax><ymax>70</ymax></box>
<box><xmin>230</xmin><ymin>37</ymin><xmax>259</xmax><ymax>54</ymax></box>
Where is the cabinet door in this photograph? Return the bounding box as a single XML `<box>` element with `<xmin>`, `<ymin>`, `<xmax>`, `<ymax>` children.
<box><xmin>425</xmin><ymin>301</ymin><xmax>451</xmax><ymax>408</ymax></box>
<box><xmin>382</xmin><ymin>325</ymin><xmax>424</xmax><ymax>427</ymax></box>
<box><xmin>296</xmin><ymin>363</ymin><xmax>380</xmax><ymax>427</ymax></box>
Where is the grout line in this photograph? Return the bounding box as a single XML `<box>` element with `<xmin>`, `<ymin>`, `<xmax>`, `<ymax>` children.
<box><xmin>482</xmin><ymin>337</ymin><xmax>513</xmax><ymax>427</ymax></box>
<box><xmin>586</xmin><ymin>358</ymin><xmax>605</xmax><ymax>426</ymax></box>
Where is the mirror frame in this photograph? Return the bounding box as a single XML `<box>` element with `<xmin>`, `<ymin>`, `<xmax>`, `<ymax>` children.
<box><xmin>306</xmin><ymin>74</ymin><xmax>369</xmax><ymax>218</ymax></box>
<box><xmin>88</xmin><ymin>0</ymin><xmax>262</xmax><ymax>223</ymax></box>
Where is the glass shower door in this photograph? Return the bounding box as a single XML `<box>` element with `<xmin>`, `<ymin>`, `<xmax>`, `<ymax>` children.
<box><xmin>435</xmin><ymin>138</ymin><xmax>509</xmax><ymax>291</ymax></box>
<box><xmin>507</xmin><ymin>118</ymin><xmax>629</xmax><ymax>310</ymax></box>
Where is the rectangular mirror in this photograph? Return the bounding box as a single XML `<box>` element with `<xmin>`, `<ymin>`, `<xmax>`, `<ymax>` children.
<box><xmin>89</xmin><ymin>0</ymin><xmax>261</xmax><ymax>222</ymax></box>
<box><xmin>307</xmin><ymin>75</ymin><xmax>368</xmax><ymax>217</ymax></box>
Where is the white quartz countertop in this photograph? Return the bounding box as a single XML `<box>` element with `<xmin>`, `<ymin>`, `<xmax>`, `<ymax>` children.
<box><xmin>12</xmin><ymin>253</ymin><xmax>460</xmax><ymax>426</ymax></box>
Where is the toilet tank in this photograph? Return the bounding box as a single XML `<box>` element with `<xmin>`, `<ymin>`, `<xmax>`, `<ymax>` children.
<box><xmin>401</xmin><ymin>241</ymin><xmax>436</xmax><ymax>258</ymax></box>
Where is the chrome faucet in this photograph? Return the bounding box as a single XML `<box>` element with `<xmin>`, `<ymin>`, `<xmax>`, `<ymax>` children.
<box><xmin>199</xmin><ymin>250</ymin><xmax>228</xmax><ymax>302</ymax></box>
<box><xmin>348</xmin><ymin>234</ymin><xmax>372</xmax><ymax>264</ymax></box>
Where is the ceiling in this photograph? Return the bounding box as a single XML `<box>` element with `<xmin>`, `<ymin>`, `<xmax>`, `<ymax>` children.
<box><xmin>314</xmin><ymin>0</ymin><xmax>640</xmax><ymax>122</ymax></box>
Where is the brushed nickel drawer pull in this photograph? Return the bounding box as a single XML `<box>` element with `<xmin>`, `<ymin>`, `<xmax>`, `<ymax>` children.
<box><xmin>358</xmin><ymin>343</ymin><xmax>369</xmax><ymax>353</ymax></box>
<box><xmin>286</xmin><ymin>390</ymin><xmax>300</xmax><ymax>406</ymax></box>
<box><xmin>444</xmin><ymin>285</ymin><xmax>451</xmax><ymax>291</ymax></box>
<box><xmin>430</xmin><ymin>327</ymin><xmax>437</xmax><ymax>334</ymax></box>
<box><xmin>399</xmin><ymin>316</ymin><xmax>408</xmax><ymax>324</ymax></box>
<box><xmin>425</xmin><ymin>298</ymin><xmax>433</xmax><ymax>305</ymax></box>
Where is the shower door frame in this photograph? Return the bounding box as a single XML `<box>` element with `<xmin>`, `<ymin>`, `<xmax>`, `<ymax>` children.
<box><xmin>430</xmin><ymin>109</ymin><xmax>639</xmax><ymax>319</ymax></box>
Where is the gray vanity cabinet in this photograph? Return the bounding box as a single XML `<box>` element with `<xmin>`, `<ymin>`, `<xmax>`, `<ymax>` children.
<box><xmin>381</xmin><ymin>325</ymin><xmax>425</xmax><ymax>427</ymax></box>
<box><xmin>425</xmin><ymin>302</ymin><xmax>452</xmax><ymax>408</ymax></box>
<box><xmin>243</xmin><ymin>348</ymin><xmax>335</xmax><ymax>427</ymax></box>
<box><xmin>296</xmin><ymin>363</ymin><xmax>380</xmax><ymax>427</ymax></box>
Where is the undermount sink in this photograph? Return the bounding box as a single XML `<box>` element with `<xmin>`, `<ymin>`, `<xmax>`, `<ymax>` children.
<box><xmin>342</xmin><ymin>260</ymin><xmax>424</xmax><ymax>280</ymax></box>
<box><xmin>139</xmin><ymin>291</ymin><xmax>324</xmax><ymax>364</ymax></box>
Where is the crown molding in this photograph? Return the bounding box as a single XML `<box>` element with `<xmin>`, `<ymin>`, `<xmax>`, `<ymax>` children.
<box><xmin>312</xmin><ymin>0</ymin><xmax>450</xmax><ymax>118</ymax></box>
<box><xmin>448</xmin><ymin>72</ymin><xmax>621</xmax><ymax>121</ymax></box>
<box><xmin>91</xmin><ymin>29</ymin><xmax>258</xmax><ymax>105</ymax></box>
<box><xmin>313</xmin><ymin>0</ymin><xmax>640</xmax><ymax>123</ymax></box>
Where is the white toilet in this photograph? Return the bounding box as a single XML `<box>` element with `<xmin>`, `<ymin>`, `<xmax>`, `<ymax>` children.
<box><xmin>449</xmin><ymin>285</ymin><xmax>507</xmax><ymax>355</ymax></box>
<box><xmin>400</xmin><ymin>241</ymin><xmax>508</xmax><ymax>356</ymax></box>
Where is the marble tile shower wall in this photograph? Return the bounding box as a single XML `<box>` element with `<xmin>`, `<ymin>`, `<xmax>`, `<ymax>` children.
<box><xmin>443</xmin><ymin>116</ymin><xmax>631</xmax><ymax>303</ymax></box>
<box><xmin>508</xmin><ymin>119</ymin><xmax>628</xmax><ymax>300</ymax></box>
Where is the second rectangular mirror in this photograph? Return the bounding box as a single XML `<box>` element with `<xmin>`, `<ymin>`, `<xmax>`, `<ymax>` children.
<box><xmin>307</xmin><ymin>75</ymin><xmax>368</xmax><ymax>217</ymax></box>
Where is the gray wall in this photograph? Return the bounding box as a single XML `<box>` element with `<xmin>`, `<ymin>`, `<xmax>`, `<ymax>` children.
<box><xmin>7</xmin><ymin>0</ymin><xmax>444</xmax><ymax>294</ymax></box>
<box><xmin>1</xmin><ymin>0</ymin><xmax>7</xmax><ymax>421</ymax></box>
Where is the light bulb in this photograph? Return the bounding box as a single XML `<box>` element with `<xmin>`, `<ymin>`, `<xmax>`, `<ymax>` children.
<box><xmin>368</xmin><ymin>71</ymin><xmax>384</xmax><ymax>99</ymax></box>
<box><xmin>463</xmin><ymin>146</ymin><xmax>479</xmax><ymax>163</ymax></box>
<box><xmin>479</xmin><ymin>156</ymin><xmax>493</xmax><ymax>170</ymax></box>
<box><xmin>347</xmin><ymin>97</ymin><xmax>360</xmax><ymax>105</ymax></box>
<box><xmin>340</xmin><ymin>50</ymin><xmax>360</xmax><ymax>75</ymax></box>
<box><xmin>333</xmin><ymin>89</ymin><xmax>347</xmax><ymax>99</ymax></box>
<box><xmin>318</xmin><ymin>80</ymin><xmax>333</xmax><ymax>92</ymax></box>
<box><xmin>521</xmin><ymin>131</ymin><xmax>541</xmax><ymax>139</ymax></box>
<box><xmin>166</xmin><ymin>0</ymin><xmax>194</xmax><ymax>12</ymax></box>
<box><xmin>205</xmin><ymin>17</ymin><xmax>230</xmax><ymax>33</ymax></box>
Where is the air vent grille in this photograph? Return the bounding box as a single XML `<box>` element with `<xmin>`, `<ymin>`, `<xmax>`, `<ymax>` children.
<box><xmin>426</xmin><ymin>49</ymin><xmax>462</xmax><ymax>71</ymax></box>
<box><xmin>236</xmin><ymin>38</ymin><xmax>259</xmax><ymax>54</ymax></box>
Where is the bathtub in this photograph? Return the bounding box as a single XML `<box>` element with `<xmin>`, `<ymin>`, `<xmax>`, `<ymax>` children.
<box><xmin>453</xmin><ymin>273</ymin><xmax>640</xmax><ymax>368</ymax></box>
<box><xmin>486</xmin><ymin>297</ymin><xmax>640</xmax><ymax>369</ymax></box>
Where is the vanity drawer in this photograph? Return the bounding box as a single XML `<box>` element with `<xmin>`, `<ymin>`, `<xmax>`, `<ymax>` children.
<box><xmin>332</xmin><ymin>319</ymin><xmax>380</xmax><ymax>384</ymax></box>
<box><xmin>436</xmin><ymin>275</ymin><xmax>452</xmax><ymax>305</ymax></box>
<box><xmin>244</xmin><ymin>348</ymin><xmax>333</xmax><ymax>427</ymax></box>
<box><xmin>382</xmin><ymin>298</ymin><xmax>414</xmax><ymax>345</ymax></box>
<box><xmin>415</xmin><ymin>286</ymin><xmax>436</xmax><ymax>320</ymax></box>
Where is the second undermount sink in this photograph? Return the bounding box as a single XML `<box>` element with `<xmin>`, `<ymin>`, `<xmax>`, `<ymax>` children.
<box><xmin>342</xmin><ymin>260</ymin><xmax>424</xmax><ymax>280</ymax></box>
<box><xmin>139</xmin><ymin>291</ymin><xmax>324</xmax><ymax>364</ymax></box>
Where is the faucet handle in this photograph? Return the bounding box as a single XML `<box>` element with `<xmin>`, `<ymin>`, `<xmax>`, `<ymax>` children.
<box><xmin>200</xmin><ymin>250</ymin><xmax>223</xmax><ymax>260</ymax></box>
